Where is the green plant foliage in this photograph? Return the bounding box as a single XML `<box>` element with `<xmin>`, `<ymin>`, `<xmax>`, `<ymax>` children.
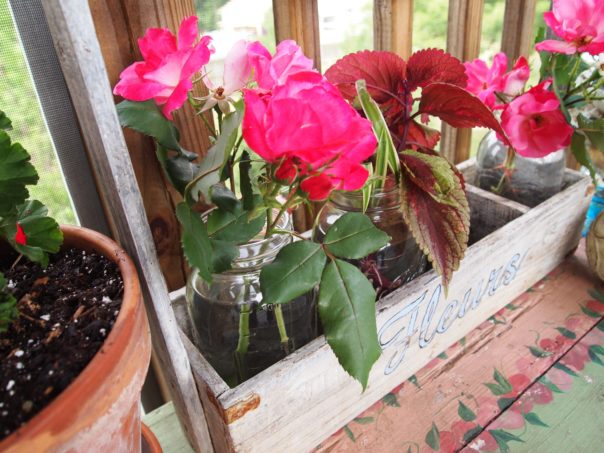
<box><xmin>323</xmin><ymin>212</ymin><xmax>390</xmax><ymax>259</ymax></box>
<box><xmin>318</xmin><ymin>259</ymin><xmax>381</xmax><ymax>389</ymax></box>
<box><xmin>0</xmin><ymin>272</ymin><xmax>17</xmax><ymax>333</ymax></box>
<box><xmin>206</xmin><ymin>202</ymin><xmax>265</xmax><ymax>243</ymax></box>
<box><xmin>175</xmin><ymin>202</ymin><xmax>213</xmax><ymax>282</ymax></box>
<box><xmin>260</xmin><ymin>241</ymin><xmax>326</xmax><ymax>305</ymax></box>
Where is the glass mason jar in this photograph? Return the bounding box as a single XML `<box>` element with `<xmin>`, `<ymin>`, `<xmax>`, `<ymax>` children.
<box><xmin>186</xmin><ymin>213</ymin><xmax>317</xmax><ymax>387</ymax></box>
<box><xmin>315</xmin><ymin>186</ymin><xmax>427</xmax><ymax>295</ymax></box>
<box><xmin>475</xmin><ymin>131</ymin><xmax>566</xmax><ymax>207</ymax></box>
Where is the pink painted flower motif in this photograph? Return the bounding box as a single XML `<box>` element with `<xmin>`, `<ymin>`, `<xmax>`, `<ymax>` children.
<box><xmin>535</xmin><ymin>0</ymin><xmax>604</xmax><ymax>55</ymax></box>
<box><xmin>242</xmin><ymin>71</ymin><xmax>376</xmax><ymax>200</ymax></box>
<box><xmin>499</xmin><ymin>81</ymin><xmax>573</xmax><ymax>157</ymax></box>
<box><xmin>464</xmin><ymin>53</ymin><xmax>529</xmax><ymax>109</ymax></box>
<box><xmin>247</xmin><ymin>40</ymin><xmax>314</xmax><ymax>91</ymax></box>
<box><xmin>200</xmin><ymin>40</ymin><xmax>251</xmax><ymax>113</ymax></box>
<box><xmin>113</xmin><ymin>16</ymin><xmax>213</xmax><ymax>119</ymax></box>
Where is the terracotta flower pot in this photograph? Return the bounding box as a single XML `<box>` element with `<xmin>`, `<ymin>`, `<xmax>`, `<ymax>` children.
<box><xmin>0</xmin><ymin>225</ymin><xmax>152</xmax><ymax>452</ymax></box>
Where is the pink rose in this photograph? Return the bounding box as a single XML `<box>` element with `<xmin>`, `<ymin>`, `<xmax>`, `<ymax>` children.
<box><xmin>247</xmin><ymin>40</ymin><xmax>314</xmax><ymax>91</ymax></box>
<box><xmin>464</xmin><ymin>53</ymin><xmax>530</xmax><ymax>109</ymax></box>
<box><xmin>242</xmin><ymin>71</ymin><xmax>376</xmax><ymax>200</ymax></box>
<box><xmin>500</xmin><ymin>81</ymin><xmax>573</xmax><ymax>158</ymax></box>
<box><xmin>113</xmin><ymin>16</ymin><xmax>213</xmax><ymax>119</ymax></box>
<box><xmin>535</xmin><ymin>0</ymin><xmax>604</xmax><ymax>55</ymax></box>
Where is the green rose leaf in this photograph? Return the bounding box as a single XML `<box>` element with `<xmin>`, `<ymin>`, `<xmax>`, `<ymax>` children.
<box><xmin>206</xmin><ymin>204</ymin><xmax>265</xmax><ymax>243</ymax></box>
<box><xmin>239</xmin><ymin>151</ymin><xmax>256</xmax><ymax>211</ymax></box>
<box><xmin>116</xmin><ymin>100</ymin><xmax>182</xmax><ymax>151</ymax></box>
<box><xmin>323</xmin><ymin>212</ymin><xmax>390</xmax><ymax>259</ymax></box>
<box><xmin>578</xmin><ymin>114</ymin><xmax>604</xmax><ymax>151</ymax></box>
<box><xmin>2</xmin><ymin>200</ymin><xmax>63</xmax><ymax>267</ymax></box>
<box><xmin>318</xmin><ymin>259</ymin><xmax>381</xmax><ymax>389</ymax></box>
<box><xmin>260</xmin><ymin>241</ymin><xmax>326</xmax><ymax>305</ymax></box>
<box><xmin>210</xmin><ymin>185</ymin><xmax>239</xmax><ymax>213</ymax></box>
<box><xmin>209</xmin><ymin>238</ymin><xmax>238</xmax><ymax>274</ymax></box>
<box><xmin>156</xmin><ymin>145</ymin><xmax>199</xmax><ymax>194</ymax></box>
<box><xmin>570</xmin><ymin>132</ymin><xmax>596</xmax><ymax>183</ymax></box>
<box><xmin>175</xmin><ymin>202</ymin><xmax>213</xmax><ymax>282</ymax></box>
<box><xmin>0</xmin><ymin>130</ymin><xmax>38</xmax><ymax>216</ymax></box>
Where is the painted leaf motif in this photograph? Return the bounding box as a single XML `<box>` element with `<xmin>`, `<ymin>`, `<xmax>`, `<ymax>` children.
<box><xmin>382</xmin><ymin>393</ymin><xmax>400</xmax><ymax>407</ymax></box>
<box><xmin>407</xmin><ymin>48</ymin><xmax>467</xmax><ymax>91</ymax></box>
<box><xmin>260</xmin><ymin>241</ymin><xmax>326</xmax><ymax>305</ymax></box>
<box><xmin>425</xmin><ymin>422</ymin><xmax>440</xmax><ymax>450</ymax></box>
<box><xmin>552</xmin><ymin>362</ymin><xmax>579</xmax><ymax>377</ymax></box>
<box><xmin>325</xmin><ymin>50</ymin><xmax>407</xmax><ymax>104</ymax></box>
<box><xmin>555</xmin><ymin>327</ymin><xmax>576</xmax><ymax>339</ymax></box>
<box><xmin>318</xmin><ymin>259</ymin><xmax>381</xmax><ymax>389</ymax></box>
<box><xmin>323</xmin><ymin>212</ymin><xmax>390</xmax><ymax>259</ymax></box>
<box><xmin>175</xmin><ymin>202</ymin><xmax>213</xmax><ymax>282</ymax></box>
<box><xmin>458</xmin><ymin>401</ymin><xmax>477</xmax><ymax>421</ymax></box>
<box><xmin>524</xmin><ymin>412</ymin><xmax>549</xmax><ymax>427</ymax></box>
<box><xmin>418</xmin><ymin>83</ymin><xmax>511</xmax><ymax>145</ymax></box>
<box><xmin>488</xmin><ymin>429</ymin><xmax>524</xmax><ymax>453</ymax></box>
<box><xmin>399</xmin><ymin>150</ymin><xmax>469</xmax><ymax>288</ymax></box>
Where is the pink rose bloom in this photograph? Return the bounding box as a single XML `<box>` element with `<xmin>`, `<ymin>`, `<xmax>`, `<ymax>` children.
<box><xmin>500</xmin><ymin>81</ymin><xmax>573</xmax><ymax>158</ymax></box>
<box><xmin>247</xmin><ymin>40</ymin><xmax>314</xmax><ymax>91</ymax></box>
<box><xmin>113</xmin><ymin>16</ymin><xmax>213</xmax><ymax>119</ymax></box>
<box><xmin>535</xmin><ymin>0</ymin><xmax>604</xmax><ymax>55</ymax></box>
<box><xmin>464</xmin><ymin>53</ymin><xmax>529</xmax><ymax>109</ymax></box>
<box><xmin>200</xmin><ymin>39</ymin><xmax>251</xmax><ymax>112</ymax></box>
<box><xmin>242</xmin><ymin>71</ymin><xmax>376</xmax><ymax>200</ymax></box>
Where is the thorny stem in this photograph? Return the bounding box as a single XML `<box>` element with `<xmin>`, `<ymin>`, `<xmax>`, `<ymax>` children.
<box><xmin>493</xmin><ymin>146</ymin><xmax>516</xmax><ymax>194</ymax></box>
<box><xmin>274</xmin><ymin>305</ymin><xmax>291</xmax><ymax>354</ymax></box>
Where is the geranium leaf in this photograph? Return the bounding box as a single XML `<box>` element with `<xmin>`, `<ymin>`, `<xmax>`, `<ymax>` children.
<box><xmin>318</xmin><ymin>259</ymin><xmax>381</xmax><ymax>389</ymax></box>
<box><xmin>0</xmin><ymin>130</ymin><xmax>38</xmax><ymax>216</ymax></box>
<box><xmin>0</xmin><ymin>110</ymin><xmax>12</xmax><ymax>131</ymax></box>
<box><xmin>206</xmin><ymin>204</ymin><xmax>265</xmax><ymax>243</ymax></box>
<box><xmin>418</xmin><ymin>83</ymin><xmax>510</xmax><ymax>145</ymax></box>
<box><xmin>116</xmin><ymin>100</ymin><xmax>182</xmax><ymax>151</ymax></box>
<box><xmin>260</xmin><ymin>241</ymin><xmax>326</xmax><ymax>305</ymax></box>
<box><xmin>175</xmin><ymin>202</ymin><xmax>212</xmax><ymax>282</ymax></box>
<box><xmin>399</xmin><ymin>150</ymin><xmax>469</xmax><ymax>288</ymax></box>
<box><xmin>407</xmin><ymin>48</ymin><xmax>467</xmax><ymax>91</ymax></box>
<box><xmin>356</xmin><ymin>80</ymin><xmax>401</xmax><ymax>183</ymax></box>
<box><xmin>0</xmin><ymin>272</ymin><xmax>18</xmax><ymax>333</ymax></box>
<box><xmin>323</xmin><ymin>212</ymin><xmax>390</xmax><ymax>259</ymax></box>
<box><xmin>2</xmin><ymin>200</ymin><xmax>63</xmax><ymax>267</ymax></box>
<box><xmin>325</xmin><ymin>50</ymin><xmax>406</xmax><ymax>105</ymax></box>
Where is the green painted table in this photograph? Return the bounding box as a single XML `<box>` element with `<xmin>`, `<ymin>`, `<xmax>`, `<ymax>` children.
<box><xmin>144</xmin><ymin>249</ymin><xmax>604</xmax><ymax>452</ymax></box>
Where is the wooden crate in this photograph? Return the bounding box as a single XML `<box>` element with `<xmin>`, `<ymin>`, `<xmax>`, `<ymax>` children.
<box><xmin>169</xmin><ymin>160</ymin><xmax>591</xmax><ymax>453</ymax></box>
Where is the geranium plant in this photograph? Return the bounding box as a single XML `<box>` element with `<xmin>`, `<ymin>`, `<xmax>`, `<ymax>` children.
<box><xmin>0</xmin><ymin>110</ymin><xmax>63</xmax><ymax>332</ymax></box>
<box><xmin>114</xmin><ymin>17</ymin><xmax>507</xmax><ymax>386</ymax></box>
<box><xmin>464</xmin><ymin>0</ymin><xmax>604</xmax><ymax>186</ymax></box>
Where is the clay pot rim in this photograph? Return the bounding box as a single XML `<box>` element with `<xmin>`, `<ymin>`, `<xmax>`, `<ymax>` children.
<box><xmin>0</xmin><ymin>224</ymin><xmax>144</xmax><ymax>446</ymax></box>
<box><xmin>141</xmin><ymin>422</ymin><xmax>163</xmax><ymax>453</ymax></box>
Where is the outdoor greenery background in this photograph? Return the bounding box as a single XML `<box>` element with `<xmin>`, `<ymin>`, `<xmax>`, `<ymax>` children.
<box><xmin>0</xmin><ymin>0</ymin><xmax>76</xmax><ymax>224</ymax></box>
<box><xmin>1</xmin><ymin>0</ymin><xmax>549</xmax><ymax>227</ymax></box>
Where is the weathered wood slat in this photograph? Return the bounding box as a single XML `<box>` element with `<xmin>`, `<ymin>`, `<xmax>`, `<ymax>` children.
<box><xmin>273</xmin><ymin>0</ymin><xmax>321</xmax><ymax>70</ymax></box>
<box><xmin>441</xmin><ymin>0</ymin><xmax>484</xmax><ymax>163</ymax></box>
<box><xmin>501</xmin><ymin>0</ymin><xmax>537</xmax><ymax>66</ymax></box>
<box><xmin>170</xmin><ymin>164</ymin><xmax>590</xmax><ymax>452</ymax></box>
<box><xmin>374</xmin><ymin>0</ymin><xmax>414</xmax><ymax>59</ymax></box>
<box><xmin>41</xmin><ymin>2</ymin><xmax>213</xmax><ymax>452</ymax></box>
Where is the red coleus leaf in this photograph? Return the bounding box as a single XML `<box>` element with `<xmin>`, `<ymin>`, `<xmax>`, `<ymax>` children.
<box><xmin>418</xmin><ymin>82</ymin><xmax>511</xmax><ymax>145</ymax></box>
<box><xmin>14</xmin><ymin>222</ymin><xmax>27</xmax><ymax>246</ymax></box>
<box><xmin>407</xmin><ymin>48</ymin><xmax>467</xmax><ymax>91</ymax></box>
<box><xmin>399</xmin><ymin>150</ymin><xmax>469</xmax><ymax>288</ymax></box>
<box><xmin>404</xmin><ymin>120</ymin><xmax>441</xmax><ymax>150</ymax></box>
<box><xmin>325</xmin><ymin>50</ymin><xmax>407</xmax><ymax>105</ymax></box>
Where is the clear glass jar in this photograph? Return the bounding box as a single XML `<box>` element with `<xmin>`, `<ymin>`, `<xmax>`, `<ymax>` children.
<box><xmin>475</xmin><ymin>131</ymin><xmax>566</xmax><ymax>207</ymax></box>
<box><xmin>315</xmin><ymin>185</ymin><xmax>427</xmax><ymax>295</ymax></box>
<box><xmin>186</xmin><ymin>213</ymin><xmax>317</xmax><ymax>387</ymax></box>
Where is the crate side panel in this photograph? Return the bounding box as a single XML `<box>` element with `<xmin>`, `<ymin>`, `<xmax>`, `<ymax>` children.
<box><xmin>221</xmin><ymin>175</ymin><xmax>590</xmax><ymax>453</ymax></box>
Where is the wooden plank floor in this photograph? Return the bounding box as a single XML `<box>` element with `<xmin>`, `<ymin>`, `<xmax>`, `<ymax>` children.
<box><xmin>144</xmin><ymin>247</ymin><xmax>604</xmax><ymax>452</ymax></box>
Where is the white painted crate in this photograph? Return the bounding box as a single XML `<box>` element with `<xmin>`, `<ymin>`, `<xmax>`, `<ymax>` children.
<box><xmin>170</xmin><ymin>160</ymin><xmax>591</xmax><ymax>453</ymax></box>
